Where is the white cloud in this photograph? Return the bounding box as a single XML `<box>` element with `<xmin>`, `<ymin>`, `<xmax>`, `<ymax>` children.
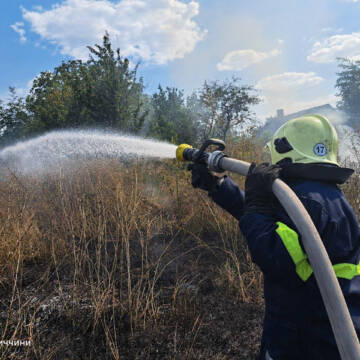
<box><xmin>0</xmin><ymin>92</ymin><xmax>8</xmax><ymax>102</ymax></box>
<box><xmin>217</xmin><ymin>48</ymin><xmax>280</xmax><ymax>71</ymax></box>
<box><xmin>11</xmin><ymin>22</ymin><xmax>27</xmax><ymax>43</ymax></box>
<box><xmin>0</xmin><ymin>78</ymin><xmax>37</xmax><ymax>102</ymax></box>
<box><xmin>15</xmin><ymin>78</ymin><xmax>36</xmax><ymax>97</ymax></box>
<box><xmin>256</xmin><ymin>72</ymin><xmax>324</xmax><ymax>92</ymax></box>
<box><xmin>320</xmin><ymin>27</ymin><xmax>343</xmax><ymax>34</ymax></box>
<box><xmin>321</xmin><ymin>27</ymin><xmax>332</xmax><ymax>33</ymax></box>
<box><xmin>307</xmin><ymin>33</ymin><xmax>360</xmax><ymax>63</ymax></box>
<box><xmin>21</xmin><ymin>0</ymin><xmax>206</xmax><ymax>64</ymax></box>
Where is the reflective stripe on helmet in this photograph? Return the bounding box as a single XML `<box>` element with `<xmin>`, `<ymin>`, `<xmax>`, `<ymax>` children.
<box><xmin>275</xmin><ymin>222</ymin><xmax>360</xmax><ymax>281</ymax></box>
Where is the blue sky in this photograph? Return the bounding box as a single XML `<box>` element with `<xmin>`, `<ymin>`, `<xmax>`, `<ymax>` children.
<box><xmin>2</xmin><ymin>0</ymin><xmax>360</xmax><ymax>119</ymax></box>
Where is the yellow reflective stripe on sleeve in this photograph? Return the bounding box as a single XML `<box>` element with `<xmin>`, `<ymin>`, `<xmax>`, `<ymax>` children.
<box><xmin>295</xmin><ymin>260</ymin><xmax>314</xmax><ymax>282</ymax></box>
<box><xmin>333</xmin><ymin>262</ymin><xmax>360</xmax><ymax>280</ymax></box>
<box><xmin>276</xmin><ymin>221</ymin><xmax>360</xmax><ymax>282</ymax></box>
<box><xmin>275</xmin><ymin>221</ymin><xmax>313</xmax><ymax>281</ymax></box>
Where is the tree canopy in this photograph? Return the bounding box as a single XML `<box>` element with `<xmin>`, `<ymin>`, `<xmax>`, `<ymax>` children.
<box><xmin>25</xmin><ymin>33</ymin><xmax>146</xmax><ymax>135</ymax></box>
<box><xmin>336</xmin><ymin>58</ymin><xmax>360</xmax><ymax>127</ymax></box>
<box><xmin>0</xmin><ymin>34</ymin><xmax>261</xmax><ymax>148</ymax></box>
<box><xmin>199</xmin><ymin>77</ymin><xmax>260</xmax><ymax>141</ymax></box>
<box><xmin>0</xmin><ymin>88</ymin><xmax>28</xmax><ymax>146</ymax></box>
<box><xmin>147</xmin><ymin>86</ymin><xmax>199</xmax><ymax>144</ymax></box>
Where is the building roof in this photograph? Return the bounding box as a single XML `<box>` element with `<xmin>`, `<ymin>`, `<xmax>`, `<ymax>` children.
<box><xmin>260</xmin><ymin>104</ymin><xmax>347</xmax><ymax>137</ymax></box>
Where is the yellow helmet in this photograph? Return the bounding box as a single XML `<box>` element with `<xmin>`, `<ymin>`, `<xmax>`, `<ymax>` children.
<box><xmin>269</xmin><ymin>115</ymin><xmax>339</xmax><ymax>166</ymax></box>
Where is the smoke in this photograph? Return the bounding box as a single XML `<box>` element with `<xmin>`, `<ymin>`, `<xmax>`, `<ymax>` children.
<box><xmin>337</xmin><ymin>125</ymin><xmax>360</xmax><ymax>165</ymax></box>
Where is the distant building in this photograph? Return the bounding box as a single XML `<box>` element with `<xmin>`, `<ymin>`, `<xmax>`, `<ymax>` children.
<box><xmin>259</xmin><ymin>104</ymin><xmax>347</xmax><ymax>138</ymax></box>
<box><xmin>276</xmin><ymin>109</ymin><xmax>284</xmax><ymax>119</ymax></box>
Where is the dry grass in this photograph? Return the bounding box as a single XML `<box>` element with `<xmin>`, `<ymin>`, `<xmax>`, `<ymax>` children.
<box><xmin>1</xmin><ymin>134</ymin><xmax>357</xmax><ymax>359</ymax></box>
<box><xmin>0</xmin><ymin>143</ymin><xmax>264</xmax><ymax>359</ymax></box>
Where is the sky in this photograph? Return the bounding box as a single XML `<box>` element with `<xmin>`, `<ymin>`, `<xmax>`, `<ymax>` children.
<box><xmin>2</xmin><ymin>0</ymin><xmax>360</xmax><ymax>120</ymax></box>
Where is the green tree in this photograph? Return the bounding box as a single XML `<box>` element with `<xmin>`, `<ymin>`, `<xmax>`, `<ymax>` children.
<box><xmin>335</xmin><ymin>58</ymin><xmax>360</xmax><ymax>126</ymax></box>
<box><xmin>148</xmin><ymin>86</ymin><xmax>197</xmax><ymax>144</ymax></box>
<box><xmin>199</xmin><ymin>77</ymin><xmax>260</xmax><ymax>141</ymax></box>
<box><xmin>25</xmin><ymin>66</ymin><xmax>79</xmax><ymax>134</ymax></box>
<box><xmin>0</xmin><ymin>88</ymin><xmax>29</xmax><ymax>146</ymax></box>
<box><xmin>86</xmin><ymin>32</ymin><xmax>146</xmax><ymax>132</ymax></box>
<box><xmin>25</xmin><ymin>32</ymin><xmax>146</xmax><ymax>136</ymax></box>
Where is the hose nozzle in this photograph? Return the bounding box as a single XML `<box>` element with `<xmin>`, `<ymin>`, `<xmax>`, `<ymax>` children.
<box><xmin>176</xmin><ymin>144</ymin><xmax>193</xmax><ymax>162</ymax></box>
<box><xmin>176</xmin><ymin>138</ymin><xmax>226</xmax><ymax>169</ymax></box>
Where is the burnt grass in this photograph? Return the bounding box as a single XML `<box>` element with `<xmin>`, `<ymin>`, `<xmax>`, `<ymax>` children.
<box><xmin>0</xmin><ymin>161</ymin><xmax>264</xmax><ymax>359</ymax></box>
<box><xmin>1</xmin><ymin>157</ymin><xmax>358</xmax><ymax>359</ymax></box>
<box><xmin>0</xmin><ymin>232</ymin><xmax>264</xmax><ymax>360</ymax></box>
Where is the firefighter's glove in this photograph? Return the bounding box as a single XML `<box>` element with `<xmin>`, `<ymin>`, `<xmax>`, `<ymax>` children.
<box><xmin>187</xmin><ymin>163</ymin><xmax>222</xmax><ymax>194</ymax></box>
<box><xmin>244</xmin><ymin>162</ymin><xmax>281</xmax><ymax>215</ymax></box>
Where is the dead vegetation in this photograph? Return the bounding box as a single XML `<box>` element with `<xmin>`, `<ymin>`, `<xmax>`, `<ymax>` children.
<box><xmin>0</xmin><ymin>136</ymin><xmax>358</xmax><ymax>359</ymax></box>
<box><xmin>0</xmin><ymin>139</ymin><xmax>264</xmax><ymax>360</ymax></box>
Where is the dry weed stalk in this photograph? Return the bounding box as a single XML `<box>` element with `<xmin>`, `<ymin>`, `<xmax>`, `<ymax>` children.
<box><xmin>0</xmin><ymin>147</ymin><xmax>265</xmax><ymax>358</ymax></box>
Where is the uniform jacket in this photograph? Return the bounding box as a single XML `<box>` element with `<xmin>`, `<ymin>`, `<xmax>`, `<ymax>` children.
<box><xmin>211</xmin><ymin>175</ymin><xmax>360</xmax><ymax>360</ymax></box>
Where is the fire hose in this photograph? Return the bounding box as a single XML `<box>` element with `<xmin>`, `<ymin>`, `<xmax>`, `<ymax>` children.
<box><xmin>176</xmin><ymin>138</ymin><xmax>360</xmax><ymax>360</ymax></box>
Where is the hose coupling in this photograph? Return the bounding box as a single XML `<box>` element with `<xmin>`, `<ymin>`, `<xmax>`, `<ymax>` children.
<box><xmin>208</xmin><ymin>150</ymin><xmax>227</xmax><ymax>172</ymax></box>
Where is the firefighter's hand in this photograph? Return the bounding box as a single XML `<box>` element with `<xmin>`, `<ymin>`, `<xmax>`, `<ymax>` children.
<box><xmin>244</xmin><ymin>162</ymin><xmax>281</xmax><ymax>215</ymax></box>
<box><xmin>187</xmin><ymin>163</ymin><xmax>222</xmax><ymax>193</ymax></box>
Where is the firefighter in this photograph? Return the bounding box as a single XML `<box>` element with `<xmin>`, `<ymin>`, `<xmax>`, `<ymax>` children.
<box><xmin>189</xmin><ymin>115</ymin><xmax>360</xmax><ymax>359</ymax></box>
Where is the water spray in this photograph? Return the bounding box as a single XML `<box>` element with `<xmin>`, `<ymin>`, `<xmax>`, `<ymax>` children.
<box><xmin>0</xmin><ymin>130</ymin><xmax>177</xmax><ymax>175</ymax></box>
<box><xmin>176</xmin><ymin>139</ymin><xmax>360</xmax><ymax>360</ymax></box>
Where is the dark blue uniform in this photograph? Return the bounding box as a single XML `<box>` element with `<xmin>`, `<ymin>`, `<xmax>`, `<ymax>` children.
<box><xmin>211</xmin><ymin>176</ymin><xmax>360</xmax><ymax>359</ymax></box>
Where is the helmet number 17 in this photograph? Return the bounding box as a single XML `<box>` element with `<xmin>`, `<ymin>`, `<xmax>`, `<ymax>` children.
<box><xmin>313</xmin><ymin>143</ymin><xmax>327</xmax><ymax>156</ymax></box>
